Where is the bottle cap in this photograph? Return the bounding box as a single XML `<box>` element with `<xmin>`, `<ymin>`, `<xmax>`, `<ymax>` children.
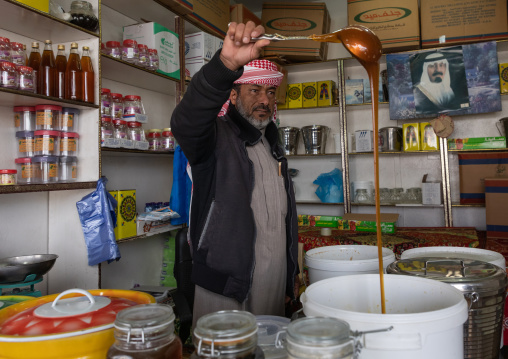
<box><xmin>83</xmin><ymin>46</ymin><xmax>89</xmax><ymax>50</ymax></box>
<box><xmin>58</xmin><ymin>44</ymin><xmax>65</xmax><ymax>50</ymax></box>
<box><xmin>32</xmin><ymin>42</ymin><xmax>39</xmax><ymax>48</ymax></box>
<box><xmin>71</xmin><ymin>42</ymin><xmax>78</xmax><ymax>49</ymax></box>
<box><xmin>45</xmin><ymin>40</ymin><xmax>52</xmax><ymax>44</ymax></box>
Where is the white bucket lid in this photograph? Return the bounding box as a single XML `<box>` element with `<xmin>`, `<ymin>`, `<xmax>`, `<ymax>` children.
<box><xmin>401</xmin><ymin>247</ymin><xmax>506</xmax><ymax>272</ymax></box>
<box><xmin>305</xmin><ymin>245</ymin><xmax>395</xmax><ymax>272</ymax></box>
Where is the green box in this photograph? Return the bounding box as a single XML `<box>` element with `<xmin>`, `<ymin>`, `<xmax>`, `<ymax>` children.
<box><xmin>448</xmin><ymin>137</ymin><xmax>506</xmax><ymax>150</ymax></box>
<box><xmin>298</xmin><ymin>215</ymin><xmax>341</xmax><ymax>227</ymax></box>
<box><xmin>338</xmin><ymin>213</ymin><xmax>399</xmax><ymax>234</ymax></box>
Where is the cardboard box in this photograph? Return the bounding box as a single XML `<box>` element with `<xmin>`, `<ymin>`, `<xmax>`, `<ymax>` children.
<box><xmin>137</xmin><ymin>219</ymin><xmax>175</xmax><ymax>236</ymax></box>
<box><xmin>422</xmin><ymin>181</ymin><xmax>442</xmax><ymax>205</ymax></box>
<box><xmin>403</xmin><ymin>123</ymin><xmax>420</xmax><ymax>151</ymax></box>
<box><xmin>230</xmin><ymin>4</ymin><xmax>262</xmax><ymax>26</ymax></box>
<box><xmin>363</xmin><ymin>77</ymin><xmax>384</xmax><ymax>103</ymax></box>
<box><xmin>458</xmin><ymin>152</ymin><xmax>508</xmax><ymax>204</ymax></box>
<box><xmin>485</xmin><ymin>178</ymin><xmax>508</xmax><ymax>239</ymax></box>
<box><xmin>317</xmin><ymin>80</ymin><xmax>336</xmax><ymax>107</ymax></box>
<box><xmin>421</xmin><ymin>0</ymin><xmax>508</xmax><ymax>48</ymax></box>
<box><xmin>123</xmin><ymin>22</ymin><xmax>180</xmax><ymax>80</ymax></box>
<box><xmin>189</xmin><ymin>0</ymin><xmax>229</xmax><ymax>36</ymax></box>
<box><xmin>347</xmin><ymin>0</ymin><xmax>420</xmax><ymax>52</ymax></box>
<box><xmin>500</xmin><ymin>63</ymin><xmax>508</xmax><ymax>94</ymax></box>
<box><xmin>157</xmin><ymin>0</ymin><xmax>193</xmax><ymax>14</ymax></box>
<box><xmin>355</xmin><ymin>130</ymin><xmax>374</xmax><ymax>152</ymax></box>
<box><xmin>420</xmin><ymin>122</ymin><xmax>439</xmax><ymax>151</ymax></box>
<box><xmin>185</xmin><ymin>32</ymin><xmax>215</xmax><ymax>61</ymax></box>
<box><xmin>448</xmin><ymin>137</ymin><xmax>506</xmax><ymax>150</ymax></box>
<box><xmin>262</xmin><ymin>2</ymin><xmax>330</xmax><ymax>62</ymax></box>
<box><xmin>302</xmin><ymin>82</ymin><xmax>318</xmax><ymax>107</ymax></box>
<box><xmin>287</xmin><ymin>83</ymin><xmax>303</xmax><ymax>108</ymax></box>
<box><xmin>16</xmin><ymin>0</ymin><xmax>49</xmax><ymax>12</ymax></box>
<box><xmin>345</xmin><ymin>79</ymin><xmax>364</xmax><ymax>105</ymax></box>
<box><xmin>338</xmin><ymin>213</ymin><xmax>399</xmax><ymax>234</ymax></box>
<box><xmin>275</xmin><ymin>63</ymin><xmax>288</xmax><ymax>105</ymax></box>
<box><xmin>186</xmin><ymin>58</ymin><xmax>208</xmax><ymax>78</ymax></box>
<box><xmin>110</xmin><ymin>190</ymin><xmax>137</xmax><ymax>240</ymax></box>
<box><xmin>298</xmin><ymin>215</ymin><xmax>341</xmax><ymax>227</ymax></box>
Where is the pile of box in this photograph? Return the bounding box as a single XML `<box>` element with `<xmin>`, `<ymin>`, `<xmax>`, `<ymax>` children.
<box><xmin>184</xmin><ymin>32</ymin><xmax>223</xmax><ymax>78</ymax></box>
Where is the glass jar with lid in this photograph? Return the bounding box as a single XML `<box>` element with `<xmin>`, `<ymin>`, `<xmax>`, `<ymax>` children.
<box><xmin>148</xmin><ymin>129</ymin><xmax>162</xmax><ymax>151</ymax></box>
<box><xmin>191</xmin><ymin>310</ymin><xmax>263</xmax><ymax>359</ymax></box>
<box><xmin>137</xmin><ymin>44</ymin><xmax>148</xmax><ymax>68</ymax></box>
<box><xmin>14</xmin><ymin>106</ymin><xmax>36</xmax><ymax>131</ymax></box>
<box><xmin>0</xmin><ymin>61</ymin><xmax>18</xmax><ymax>89</ymax></box>
<box><xmin>101</xmin><ymin>88</ymin><xmax>112</xmax><ymax>116</ymax></box>
<box><xmin>147</xmin><ymin>49</ymin><xmax>159</xmax><ymax>71</ymax></box>
<box><xmin>17</xmin><ymin>65</ymin><xmax>35</xmax><ymax>92</ymax></box>
<box><xmin>161</xmin><ymin>128</ymin><xmax>175</xmax><ymax>151</ymax></box>
<box><xmin>69</xmin><ymin>0</ymin><xmax>99</xmax><ymax>31</ymax></box>
<box><xmin>107</xmin><ymin>304</ymin><xmax>182</xmax><ymax>359</ymax></box>
<box><xmin>123</xmin><ymin>95</ymin><xmax>144</xmax><ymax>115</ymax></box>
<box><xmin>111</xmin><ymin>93</ymin><xmax>124</xmax><ymax>119</ymax></box>
<box><xmin>0</xmin><ymin>37</ymin><xmax>11</xmax><ymax>63</ymax></box>
<box><xmin>106</xmin><ymin>41</ymin><xmax>121</xmax><ymax>59</ymax></box>
<box><xmin>122</xmin><ymin>39</ymin><xmax>139</xmax><ymax>63</ymax></box>
<box><xmin>59</xmin><ymin>156</ymin><xmax>77</xmax><ymax>182</ymax></box>
<box><xmin>113</xmin><ymin>119</ymin><xmax>128</xmax><ymax>139</ymax></box>
<box><xmin>101</xmin><ymin>116</ymin><xmax>114</xmax><ymax>144</ymax></box>
<box><xmin>128</xmin><ymin>121</ymin><xmax>144</xmax><ymax>141</ymax></box>
<box><xmin>10</xmin><ymin>42</ymin><xmax>25</xmax><ymax>65</ymax></box>
<box><xmin>286</xmin><ymin>317</ymin><xmax>355</xmax><ymax>359</ymax></box>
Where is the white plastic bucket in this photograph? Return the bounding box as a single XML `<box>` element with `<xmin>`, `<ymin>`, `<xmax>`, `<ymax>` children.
<box><xmin>301</xmin><ymin>274</ymin><xmax>468</xmax><ymax>359</ymax></box>
<box><xmin>305</xmin><ymin>245</ymin><xmax>395</xmax><ymax>284</ymax></box>
<box><xmin>401</xmin><ymin>246</ymin><xmax>506</xmax><ymax>271</ymax></box>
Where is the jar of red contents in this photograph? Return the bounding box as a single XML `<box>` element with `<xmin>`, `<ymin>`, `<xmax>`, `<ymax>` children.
<box><xmin>106</xmin><ymin>41</ymin><xmax>121</xmax><ymax>59</ymax></box>
<box><xmin>101</xmin><ymin>88</ymin><xmax>112</xmax><ymax>116</ymax></box>
<box><xmin>128</xmin><ymin>121</ymin><xmax>144</xmax><ymax>141</ymax></box>
<box><xmin>113</xmin><ymin>119</ymin><xmax>128</xmax><ymax>139</ymax></box>
<box><xmin>147</xmin><ymin>49</ymin><xmax>159</xmax><ymax>71</ymax></box>
<box><xmin>17</xmin><ymin>65</ymin><xmax>35</xmax><ymax>92</ymax></box>
<box><xmin>162</xmin><ymin>128</ymin><xmax>175</xmax><ymax>151</ymax></box>
<box><xmin>121</xmin><ymin>39</ymin><xmax>139</xmax><ymax>63</ymax></box>
<box><xmin>148</xmin><ymin>129</ymin><xmax>162</xmax><ymax>151</ymax></box>
<box><xmin>0</xmin><ymin>37</ymin><xmax>12</xmax><ymax>63</ymax></box>
<box><xmin>107</xmin><ymin>304</ymin><xmax>182</xmax><ymax>359</ymax></box>
<box><xmin>111</xmin><ymin>93</ymin><xmax>124</xmax><ymax>119</ymax></box>
<box><xmin>0</xmin><ymin>169</ymin><xmax>17</xmax><ymax>185</ymax></box>
<box><xmin>10</xmin><ymin>42</ymin><xmax>25</xmax><ymax>65</ymax></box>
<box><xmin>0</xmin><ymin>61</ymin><xmax>19</xmax><ymax>89</ymax></box>
<box><xmin>123</xmin><ymin>95</ymin><xmax>144</xmax><ymax>115</ymax></box>
<box><xmin>137</xmin><ymin>44</ymin><xmax>148</xmax><ymax>68</ymax></box>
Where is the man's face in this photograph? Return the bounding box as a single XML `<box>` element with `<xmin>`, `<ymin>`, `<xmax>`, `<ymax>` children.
<box><xmin>231</xmin><ymin>84</ymin><xmax>276</xmax><ymax>129</ymax></box>
<box><xmin>427</xmin><ymin>61</ymin><xmax>447</xmax><ymax>83</ymax></box>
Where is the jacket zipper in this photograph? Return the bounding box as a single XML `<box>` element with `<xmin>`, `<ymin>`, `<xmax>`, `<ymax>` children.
<box><xmin>243</xmin><ymin>140</ymin><xmax>257</xmax><ymax>299</ymax></box>
<box><xmin>197</xmin><ymin>199</ymin><xmax>215</xmax><ymax>250</ymax></box>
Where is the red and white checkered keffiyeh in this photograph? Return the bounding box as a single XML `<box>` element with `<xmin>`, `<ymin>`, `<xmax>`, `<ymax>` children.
<box><xmin>218</xmin><ymin>59</ymin><xmax>284</xmax><ymax>120</ymax></box>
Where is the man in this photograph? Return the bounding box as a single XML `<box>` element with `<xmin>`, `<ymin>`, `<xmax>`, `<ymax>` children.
<box><xmin>170</xmin><ymin>21</ymin><xmax>299</xmax><ymax>324</ymax></box>
<box><xmin>413</xmin><ymin>52</ymin><xmax>467</xmax><ymax>115</ymax></box>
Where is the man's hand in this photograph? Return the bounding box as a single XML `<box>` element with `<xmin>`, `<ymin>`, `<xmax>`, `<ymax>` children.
<box><xmin>219</xmin><ymin>21</ymin><xmax>270</xmax><ymax>72</ymax></box>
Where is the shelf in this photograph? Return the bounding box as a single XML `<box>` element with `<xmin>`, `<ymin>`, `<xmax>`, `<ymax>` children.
<box><xmin>347</xmin><ymin>102</ymin><xmax>389</xmax><ymax>107</ymax></box>
<box><xmin>452</xmin><ymin>203</ymin><xmax>485</xmax><ymax>207</ymax></box>
<box><xmin>448</xmin><ymin>148</ymin><xmax>508</xmax><ymax>153</ymax></box>
<box><xmin>116</xmin><ymin>227</ymin><xmax>180</xmax><ymax>244</ymax></box>
<box><xmin>279</xmin><ymin>105</ymin><xmax>340</xmax><ymax>112</ymax></box>
<box><xmin>287</xmin><ymin>153</ymin><xmax>342</xmax><ymax>158</ymax></box>
<box><xmin>0</xmin><ymin>87</ymin><xmax>100</xmax><ymax>109</ymax></box>
<box><xmin>348</xmin><ymin>151</ymin><xmax>440</xmax><ymax>156</ymax></box>
<box><xmin>101</xmin><ymin>55</ymin><xmax>178</xmax><ymax>95</ymax></box>
<box><xmin>0</xmin><ymin>181</ymin><xmax>97</xmax><ymax>194</ymax></box>
<box><xmin>352</xmin><ymin>203</ymin><xmax>444</xmax><ymax>207</ymax></box>
<box><xmin>1</xmin><ymin>0</ymin><xmax>99</xmax><ymax>42</ymax></box>
<box><xmin>296</xmin><ymin>200</ymin><xmax>343</xmax><ymax>205</ymax></box>
<box><xmin>102</xmin><ymin>147</ymin><xmax>175</xmax><ymax>156</ymax></box>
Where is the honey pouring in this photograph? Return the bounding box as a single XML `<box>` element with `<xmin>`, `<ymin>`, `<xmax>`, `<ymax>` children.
<box><xmin>256</xmin><ymin>26</ymin><xmax>386</xmax><ymax>313</ymax></box>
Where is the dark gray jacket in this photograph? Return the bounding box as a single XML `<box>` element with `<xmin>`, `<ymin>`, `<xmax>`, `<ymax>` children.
<box><xmin>170</xmin><ymin>51</ymin><xmax>299</xmax><ymax>302</ymax></box>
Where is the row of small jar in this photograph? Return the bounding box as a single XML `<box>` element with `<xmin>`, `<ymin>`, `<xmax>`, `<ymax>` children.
<box><xmin>354</xmin><ymin>187</ymin><xmax>423</xmax><ymax>204</ymax></box>
<box><xmin>0</xmin><ymin>61</ymin><xmax>36</xmax><ymax>92</ymax></box>
<box><xmin>14</xmin><ymin>105</ymin><xmax>80</xmax><ymax>132</ymax></box>
<box><xmin>0</xmin><ymin>156</ymin><xmax>77</xmax><ymax>185</ymax></box>
<box><xmin>16</xmin><ymin>130</ymin><xmax>79</xmax><ymax>158</ymax></box>
<box><xmin>101</xmin><ymin>117</ymin><xmax>176</xmax><ymax>151</ymax></box>
<box><xmin>101</xmin><ymin>89</ymin><xmax>145</xmax><ymax>118</ymax></box>
<box><xmin>101</xmin><ymin>40</ymin><xmax>159</xmax><ymax>71</ymax></box>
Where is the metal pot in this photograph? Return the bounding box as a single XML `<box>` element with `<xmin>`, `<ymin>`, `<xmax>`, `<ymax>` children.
<box><xmin>278</xmin><ymin>127</ymin><xmax>300</xmax><ymax>155</ymax></box>
<box><xmin>0</xmin><ymin>254</ymin><xmax>58</xmax><ymax>284</ymax></box>
<box><xmin>301</xmin><ymin>125</ymin><xmax>330</xmax><ymax>154</ymax></box>
<box><xmin>387</xmin><ymin>258</ymin><xmax>508</xmax><ymax>359</ymax></box>
<box><xmin>0</xmin><ymin>288</ymin><xmax>155</xmax><ymax>359</ymax></box>
<box><xmin>378</xmin><ymin>127</ymin><xmax>402</xmax><ymax>152</ymax></box>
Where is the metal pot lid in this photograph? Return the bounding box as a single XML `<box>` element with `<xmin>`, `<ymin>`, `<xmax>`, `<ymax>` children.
<box><xmin>379</xmin><ymin>126</ymin><xmax>401</xmax><ymax>130</ymax></box>
<box><xmin>286</xmin><ymin>317</ymin><xmax>351</xmax><ymax>347</ymax></box>
<box><xmin>387</xmin><ymin>257</ymin><xmax>508</xmax><ymax>292</ymax></box>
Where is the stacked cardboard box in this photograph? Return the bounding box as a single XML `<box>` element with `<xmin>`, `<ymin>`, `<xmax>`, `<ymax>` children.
<box><xmin>185</xmin><ymin>32</ymin><xmax>223</xmax><ymax>77</ymax></box>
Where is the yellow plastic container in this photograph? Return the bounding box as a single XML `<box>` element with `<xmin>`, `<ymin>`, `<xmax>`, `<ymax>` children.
<box><xmin>109</xmin><ymin>189</ymin><xmax>137</xmax><ymax>240</ymax></box>
<box><xmin>317</xmin><ymin>80</ymin><xmax>336</xmax><ymax>107</ymax></box>
<box><xmin>302</xmin><ymin>82</ymin><xmax>318</xmax><ymax>108</ymax></box>
<box><xmin>287</xmin><ymin>83</ymin><xmax>303</xmax><ymax>108</ymax></box>
<box><xmin>403</xmin><ymin>123</ymin><xmax>420</xmax><ymax>151</ymax></box>
<box><xmin>420</xmin><ymin>122</ymin><xmax>439</xmax><ymax>151</ymax></box>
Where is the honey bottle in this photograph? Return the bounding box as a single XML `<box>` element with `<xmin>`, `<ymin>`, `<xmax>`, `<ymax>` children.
<box><xmin>81</xmin><ymin>46</ymin><xmax>94</xmax><ymax>103</ymax></box>
<box><xmin>55</xmin><ymin>44</ymin><xmax>67</xmax><ymax>99</ymax></box>
<box><xmin>65</xmin><ymin>42</ymin><xmax>82</xmax><ymax>101</ymax></box>
<box><xmin>40</xmin><ymin>40</ymin><xmax>56</xmax><ymax>97</ymax></box>
<box><xmin>27</xmin><ymin>42</ymin><xmax>41</xmax><ymax>94</ymax></box>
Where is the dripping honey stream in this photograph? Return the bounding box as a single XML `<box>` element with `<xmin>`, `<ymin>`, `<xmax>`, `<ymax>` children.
<box><xmin>312</xmin><ymin>26</ymin><xmax>386</xmax><ymax>314</ymax></box>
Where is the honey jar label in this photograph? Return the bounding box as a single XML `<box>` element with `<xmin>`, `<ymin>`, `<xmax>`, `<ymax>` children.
<box><xmin>18</xmin><ymin>139</ymin><xmax>34</xmax><ymax>153</ymax></box>
<box><xmin>21</xmin><ymin>164</ymin><xmax>34</xmax><ymax>179</ymax></box>
<box><xmin>49</xmin><ymin>163</ymin><xmax>57</xmax><ymax>178</ymax></box>
<box><xmin>72</xmin><ymin>165</ymin><xmax>77</xmax><ymax>179</ymax></box>
<box><xmin>61</xmin><ymin>138</ymin><xmax>76</xmax><ymax>152</ymax></box>
<box><xmin>36</xmin><ymin>111</ymin><xmax>53</xmax><ymax>126</ymax></box>
<box><xmin>14</xmin><ymin>113</ymin><xmax>20</xmax><ymax>128</ymax></box>
<box><xmin>35</xmin><ymin>137</ymin><xmax>54</xmax><ymax>152</ymax></box>
<box><xmin>62</xmin><ymin>114</ymin><xmax>73</xmax><ymax>128</ymax></box>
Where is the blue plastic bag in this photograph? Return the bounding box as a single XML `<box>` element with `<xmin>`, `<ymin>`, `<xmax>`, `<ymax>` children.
<box><xmin>169</xmin><ymin>145</ymin><xmax>192</xmax><ymax>226</ymax></box>
<box><xmin>76</xmin><ymin>177</ymin><xmax>121</xmax><ymax>266</ymax></box>
<box><xmin>313</xmin><ymin>168</ymin><xmax>344</xmax><ymax>203</ymax></box>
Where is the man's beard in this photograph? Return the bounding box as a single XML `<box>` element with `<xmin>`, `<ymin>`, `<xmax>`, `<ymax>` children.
<box><xmin>236</xmin><ymin>96</ymin><xmax>273</xmax><ymax>130</ymax></box>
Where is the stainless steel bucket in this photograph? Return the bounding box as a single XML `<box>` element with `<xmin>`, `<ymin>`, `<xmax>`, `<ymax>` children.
<box><xmin>387</xmin><ymin>258</ymin><xmax>508</xmax><ymax>359</ymax></box>
<box><xmin>278</xmin><ymin>127</ymin><xmax>300</xmax><ymax>155</ymax></box>
<box><xmin>301</xmin><ymin>125</ymin><xmax>330</xmax><ymax>154</ymax></box>
<box><xmin>378</xmin><ymin>126</ymin><xmax>402</xmax><ymax>152</ymax></box>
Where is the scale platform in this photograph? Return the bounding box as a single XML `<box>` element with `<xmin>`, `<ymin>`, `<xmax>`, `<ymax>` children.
<box><xmin>0</xmin><ymin>274</ymin><xmax>42</xmax><ymax>297</ymax></box>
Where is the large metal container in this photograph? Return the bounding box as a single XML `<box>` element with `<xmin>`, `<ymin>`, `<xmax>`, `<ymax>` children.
<box><xmin>378</xmin><ymin>126</ymin><xmax>402</xmax><ymax>152</ymax></box>
<box><xmin>496</xmin><ymin>117</ymin><xmax>508</xmax><ymax>137</ymax></box>
<box><xmin>387</xmin><ymin>258</ymin><xmax>508</xmax><ymax>359</ymax></box>
<box><xmin>278</xmin><ymin>127</ymin><xmax>300</xmax><ymax>155</ymax></box>
<box><xmin>301</xmin><ymin>125</ymin><xmax>330</xmax><ymax>154</ymax></box>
